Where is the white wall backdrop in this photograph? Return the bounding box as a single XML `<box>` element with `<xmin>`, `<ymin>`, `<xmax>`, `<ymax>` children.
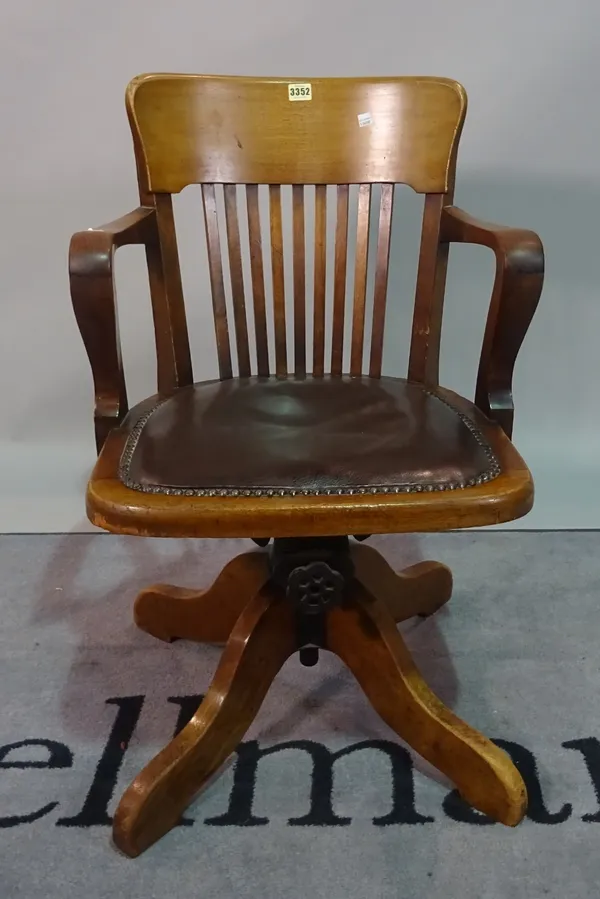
<box><xmin>1</xmin><ymin>0</ymin><xmax>599</xmax><ymax>532</ymax></box>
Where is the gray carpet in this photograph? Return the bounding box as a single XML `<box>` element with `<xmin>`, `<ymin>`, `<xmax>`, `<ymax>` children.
<box><xmin>1</xmin><ymin>532</ymin><xmax>600</xmax><ymax>898</ymax></box>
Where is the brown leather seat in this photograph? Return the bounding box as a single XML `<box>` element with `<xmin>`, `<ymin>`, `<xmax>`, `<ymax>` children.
<box><xmin>118</xmin><ymin>376</ymin><xmax>500</xmax><ymax>497</ymax></box>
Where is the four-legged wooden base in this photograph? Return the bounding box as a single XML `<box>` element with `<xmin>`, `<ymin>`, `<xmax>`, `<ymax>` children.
<box><xmin>114</xmin><ymin>541</ymin><xmax>527</xmax><ymax>857</ymax></box>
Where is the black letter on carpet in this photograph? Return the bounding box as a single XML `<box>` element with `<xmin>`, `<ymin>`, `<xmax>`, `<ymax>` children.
<box><xmin>443</xmin><ymin>739</ymin><xmax>571</xmax><ymax>824</ymax></box>
<box><xmin>564</xmin><ymin>738</ymin><xmax>600</xmax><ymax>822</ymax></box>
<box><xmin>0</xmin><ymin>739</ymin><xmax>73</xmax><ymax>827</ymax></box>
<box><xmin>56</xmin><ymin>695</ymin><xmax>144</xmax><ymax>827</ymax></box>
<box><xmin>206</xmin><ymin>739</ymin><xmax>432</xmax><ymax>827</ymax></box>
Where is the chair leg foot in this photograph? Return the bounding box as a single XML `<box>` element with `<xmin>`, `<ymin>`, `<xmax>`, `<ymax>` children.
<box><xmin>326</xmin><ymin>582</ymin><xmax>527</xmax><ymax>827</ymax></box>
<box><xmin>133</xmin><ymin>551</ymin><xmax>270</xmax><ymax>643</ymax></box>
<box><xmin>113</xmin><ymin>584</ymin><xmax>296</xmax><ymax>857</ymax></box>
<box><xmin>351</xmin><ymin>543</ymin><xmax>453</xmax><ymax>622</ymax></box>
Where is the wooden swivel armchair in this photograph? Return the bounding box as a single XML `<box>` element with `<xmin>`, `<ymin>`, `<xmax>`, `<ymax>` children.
<box><xmin>70</xmin><ymin>74</ymin><xmax>543</xmax><ymax>857</ymax></box>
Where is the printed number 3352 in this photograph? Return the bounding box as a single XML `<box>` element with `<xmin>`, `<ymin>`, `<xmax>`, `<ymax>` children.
<box><xmin>288</xmin><ymin>83</ymin><xmax>312</xmax><ymax>101</ymax></box>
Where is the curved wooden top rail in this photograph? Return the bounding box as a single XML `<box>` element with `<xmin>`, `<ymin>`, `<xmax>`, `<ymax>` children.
<box><xmin>127</xmin><ymin>74</ymin><xmax>466</xmax><ymax>194</ymax></box>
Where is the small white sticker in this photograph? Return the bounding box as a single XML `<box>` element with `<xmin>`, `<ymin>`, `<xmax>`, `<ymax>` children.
<box><xmin>288</xmin><ymin>83</ymin><xmax>312</xmax><ymax>101</ymax></box>
<box><xmin>357</xmin><ymin>112</ymin><xmax>372</xmax><ymax>127</ymax></box>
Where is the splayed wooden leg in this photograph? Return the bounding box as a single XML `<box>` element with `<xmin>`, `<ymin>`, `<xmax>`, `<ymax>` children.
<box><xmin>134</xmin><ymin>550</ymin><xmax>270</xmax><ymax>643</ymax></box>
<box><xmin>114</xmin><ymin>583</ymin><xmax>296</xmax><ymax>857</ymax></box>
<box><xmin>352</xmin><ymin>542</ymin><xmax>453</xmax><ymax>622</ymax></box>
<box><xmin>326</xmin><ymin>581</ymin><xmax>527</xmax><ymax>826</ymax></box>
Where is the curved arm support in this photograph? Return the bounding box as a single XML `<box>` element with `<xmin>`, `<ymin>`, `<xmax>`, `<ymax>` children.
<box><xmin>441</xmin><ymin>206</ymin><xmax>544</xmax><ymax>437</ymax></box>
<box><xmin>69</xmin><ymin>207</ymin><xmax>156</xmax><ymax>451</ymax></box>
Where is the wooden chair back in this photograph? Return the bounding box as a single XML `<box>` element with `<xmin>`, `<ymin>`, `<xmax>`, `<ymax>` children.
<box><xmin>127</xmin><ymin>74</ymin><xmax>467</xmax><ymax>388</ymax></box>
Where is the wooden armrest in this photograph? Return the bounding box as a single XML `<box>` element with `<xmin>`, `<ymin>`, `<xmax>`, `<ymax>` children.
<box><xmin>70</xmin><ymin>207</ymin><xmax>156</xmax><ymax>452</ymax></box>
<box><xmin>440</xmin><ymin>206</ymin><xmax>544</xmax><ymax>438</ymax></box>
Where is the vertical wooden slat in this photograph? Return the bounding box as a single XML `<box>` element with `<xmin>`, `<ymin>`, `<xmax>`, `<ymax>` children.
<box><xmin>292</xmin><ymin>185</ymin><xmax>306</xmax><ymax>375</ymax></box>
<box><xmin>269</xmin><ymin>184</ymin><xmax>287</xmax><ymax>376</ymax></box>
<box><xmin>369</xmin><ymin>184</ymin><xmax>395</xmax><ymax>378</ymax></box>
<box><xmin>408</xmin><ymin>193</ymin><xmax>450</xmax><ymax>386</ymax></box>
<box><xmin>223</xmin><ymin>184</ymin><xmax>251</xmax><ymax>377</ymax></box>
<box><xmin>245</xmin><ymin>185</ymin><xmax>269</xmax><ymax>377</ymax></box>
<box><xmin>201</xmin><ymin>184</ymin><xmax>233</xmax><ymax>379</ymax></box>
<box><xmin>350</xmin><ymin>184</ymin><xmax>372</xmax><ymax>376</ymax></box>
<box><xmin>331</xmin><ymin>184</ymin><xmax>350</xmax><ymax>375</ymax></box>
<box><xmin>147</xmin><ymin>194</ymin><xmax>193</xmax><ymax>392</ymax></box>
<box><xmin>313</xmin><ymin>185</ymin><xmax>327</xmax><ymax>377</ymax></box>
